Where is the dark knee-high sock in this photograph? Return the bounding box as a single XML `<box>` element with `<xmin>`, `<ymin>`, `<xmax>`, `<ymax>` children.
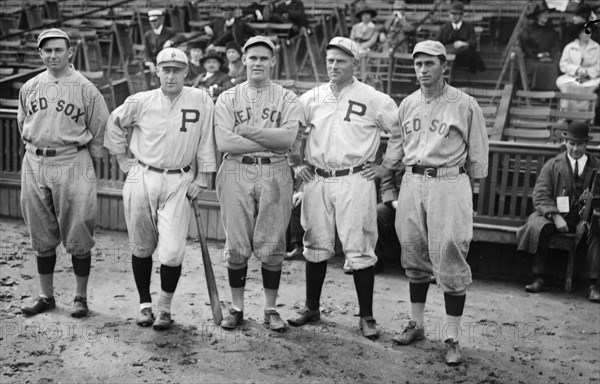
<box><xmin>132</xmin><ymin>255</ymin><xmax>152</xmax><ymax>304</ymax></box>
<box><xmin>160</xmin><ymin>264</ymin><xmax>182</xmax><ymax>293</ymax></box>
<box><xmin>306</xmin><ymin>260</ymin><xmax>327</xmax><ymax>311</ymax></box>
<box><xmin>353</xmin><ymin>266</ymin><xmax>375</xmax><ymax>317</ymax></box>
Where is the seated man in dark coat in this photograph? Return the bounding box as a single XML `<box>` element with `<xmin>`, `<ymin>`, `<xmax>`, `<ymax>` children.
<box><xmin>272</xmin><ymin>0</ymin><xmax>309</xmax><ymax>37</ymax></box>
<box><xmin>435</xmin><ymin>1</ymin><xmax>485</xmax><ymax>74</ymax></box>
<box><xmin>144</xmin><ymin>9</ymin><xmax>178</xmax><ymax>71</ymax></box>
<box><xmin>517</xmin><ymin>122</ymin><xmax>600</xmax><ymax>302</ymax></box>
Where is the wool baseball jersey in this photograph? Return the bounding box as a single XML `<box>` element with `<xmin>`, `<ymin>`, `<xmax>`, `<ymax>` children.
<box><xmin>214</xmin><ymin>81</ymin><xmax>304</xmax><ymax>157</ymax></box>
<box><xmin>17</xmin><ymin>65</ymin><xmax>109</xmax><ymax>157</ymax></box>
<box><xmin>104</xmin><ymin>87</ymin><xmax>217</xmax><ymax>184</ymax></box>
<box><xmin>300</xmin><ymin>78</ymin><xmax>401</xmax><ymax>169</ymax></box>
<box><xmin>382</xmin><ymin>84</ymin><xmax>489</xmax><ymax>179</ymax></box>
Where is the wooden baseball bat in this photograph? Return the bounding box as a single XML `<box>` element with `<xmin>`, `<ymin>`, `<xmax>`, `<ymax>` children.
<box><xmin>191</xmin><ymin>198</ymin><xmax>223</xmax><ymax>325</ymax></box>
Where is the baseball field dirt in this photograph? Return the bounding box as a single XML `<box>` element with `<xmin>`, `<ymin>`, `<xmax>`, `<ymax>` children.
<box><xmin>1</xmin><ymin>217</ymin><xmax>599</xmax><ymax>383</ymax></box>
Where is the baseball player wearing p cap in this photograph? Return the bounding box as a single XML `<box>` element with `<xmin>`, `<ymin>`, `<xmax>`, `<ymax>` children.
<box><xmin>18</xmin><ymin>28</ymin><xmax>109</xmax><ymax>318</ymax></box>
<box><xmin>214</xmin><ymin>36</ymin><xmax>304</xmax><ymax>332</ymax></box>
<box><xmin>287</xmin><ymin>37</ymin><xmax>401</xmax><ymax>339</ymax></box>
<box><xmin>104</xmin><ymin>48</ymin><xmax>217</xmax><ymax>330</ymax></box>
<box><xmin>377</xmin><ymin>40</ymin><xmax>488</xmax><ymax>365</ymax></box>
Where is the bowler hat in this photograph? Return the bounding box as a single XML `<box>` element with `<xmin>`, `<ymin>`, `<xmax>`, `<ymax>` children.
<box><xmin>574</xmin><ymin>3</ymin><xmax>592</xmax><ymax>19</ymax></box>
<box><xmin>449</xmin><ymin>1</ymin><xmax>465</xmax><ymax>14</ymax></box>
<box><xmin>225</xmin><ymin>41</ymin><xmax>242</xmax><ymax>55</ymax></box>
<box><xmin>561</xmin><ymin>121</ymin><xmax>592</xmax><ymax>142</ymax></box>
<box><xmin>528</xmin><ymin>2</ymin><xmax>551</xmax><ymax>19</ymax></box>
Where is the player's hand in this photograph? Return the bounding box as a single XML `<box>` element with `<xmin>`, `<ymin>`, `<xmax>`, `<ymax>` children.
<box><xmin>360</xmin><ymin>162</ymin><xmax>391</xmax><ymax>180</ymax></box>
<box><xmin>292</xmin><ymin>191</ymin><xmax>304</xmax><ymax>207</ymax></box>
<box><xmin>294</xmin><ymin>165</ymin><xmax>314</xmax><ymax>183</ymax></box>
<box><xmin>116</xmin><ymin>155</ymin><xmax>137</xmax><ymax>174</ymax></box>
<box><xmin>391</xmin><ymin>200</ymin><xmax>398</xmax><ymax>210</ymax></box>
<box><xmin>163</xmin><ymin>40</ymin><xmax>173</xmax><ymax>48</ymax></box>
<box><xmin>552</xmin><ymin>214</ymin><xmax>569</xmax><ymax>233</ymax></box>
<box><xmin>187</xmin><ymin>183</ymin><xmax>206</xmax><ymax>201</ymax></box>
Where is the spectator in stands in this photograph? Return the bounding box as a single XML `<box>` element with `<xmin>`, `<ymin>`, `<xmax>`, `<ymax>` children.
<box><xmin>192</xmin><ymin>50</ymin><xmax>233</xmax><ymax>100</ymax></box>
<box><xmin>272</xmin><ymin>0</ymin><xmax>309</xmax><ymax>38</ymax></box>
<box><xmin>350</xmin><ymin>7</ymin><xmax>380</xmax><ymax>54</ymax></box>
<box><xmin>380</xmin><ymin>0</ymin><xmax>415</xmax><ymax>53</ymax></box>
<box><xmin>520</xmin><ymin>2</ymin><xmax>560</xmax><ymax>90</ymax></box>
<box><xmin>556</xmin><ymin>23</ymin><xmax>600</xmax><ymax>111</ymax></box>
<box><xmin>186</xmin><ymin>40</ymin><xmax>206</xmax><ymax>85</ymax></box>
<box><xmin>225</xmin><ymin>41</ymin><xmax>245</xmax><ymax>85</ymax></box>
<box><xmin>517</xmin><ymin>122</ymin><xmax>600</xmax><ymax>302</ymax></box>
<box><xmin>207</xmin><ymin>9</ymin><xmax>256</xmax><ymax>49</ymax></box>
<box><xmin>144</xmin><ymin>10</ymin><xmax>178</xmax><ymax>73</ymax></box>
<box><xmin>435</xmin><ymin>1</ymin><xmax>485</xmax><ymax>74</ymax></box>
<box><xmin>561</xmin><ymin>3</ymin><xmax>597</xmax><ymax>50</ymax></box>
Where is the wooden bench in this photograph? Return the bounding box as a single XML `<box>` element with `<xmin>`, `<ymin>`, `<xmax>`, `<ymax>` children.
<box><xmin>473</xmin><ymin>141</ymin><xmax>600</xmax><ymax>291</ymax></box>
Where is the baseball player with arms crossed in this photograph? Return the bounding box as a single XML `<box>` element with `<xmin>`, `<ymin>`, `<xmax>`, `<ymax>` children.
<box><xmin>374</xmin><ymin>40</ymin><xmax>488</xmax><ymax>365</ymax></box>
<box><xmin>288</xmin><ymin>37</ymin><xmax>401</xmax><ymax>339</ymax></box>
<box><xmin>104</xmin><ymin>48</ymin><xmax>217</xmax><ymax>330</ymax></box>
<box><xmin>18</xmin><ymin>28</ymin><xmax>109</xmax><ymax>318</ymax></box>
<box><xmin>214</xmin><ymin>36</ymin><xmax>304</xmax><ymax>332</ymax></box>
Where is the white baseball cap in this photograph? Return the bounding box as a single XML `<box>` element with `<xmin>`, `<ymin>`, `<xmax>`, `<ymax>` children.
<box><xmin>156</xmin><ymin>48</ymin><xmax>188</xmax><ymax>68</ymax></box>
<box><xmin>412</xmin><ymin>40</ymin><xmax>447</xmax><ymax>59</ymax></box>
<box><xmin>243</xmin><ymin>35</ymin><xmax>276</xmax><ymax>53</ymax></box>
<box><xmin>148</xmin><ymin>9</ymin><xmax>164</xmax><ymax>21</ymax></box>
<box><xmin>326</xmin><ymin>37</ymin><xmax>359</xmax><ymax>60</ymax></box>
<box><xmin>37</xmin><ymin>28</ymin><xmax>70</xmax><ymax>48</ymax></box>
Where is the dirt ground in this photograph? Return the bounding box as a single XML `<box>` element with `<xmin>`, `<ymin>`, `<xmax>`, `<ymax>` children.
<box><xmin>0</xmin><ymin>217</ymin><xmax>599</xmax><ymax>384</ymax></box>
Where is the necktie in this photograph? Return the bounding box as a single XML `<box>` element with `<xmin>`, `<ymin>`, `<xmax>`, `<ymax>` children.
<box><xmin>574</xmin><ymin>160</ymin><xmax>579</xmax><ymax>180</ymax></box>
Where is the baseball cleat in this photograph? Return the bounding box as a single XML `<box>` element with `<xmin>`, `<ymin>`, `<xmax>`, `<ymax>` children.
<box><xmin>220</xmin><ymin>308</ymin><xmax>243</xmax><ymax>330</ymax></box>
<box><xmin>21</xmin><ymin>296</ymin><xmax>56</xmax><ymax>316</ymax></box>
<box><xmin>392</xmin><ymin>320</ymin><xmax>425</xmax><ymax>345</ymax></box>
<box><xmin>70</xmin><ymin>296</ymin><xmax>89</xmax><ymax>318</ymax></box>
<box><xmin>287</xmin><ymin>307</ymin><xmax>320</xmax><ymax>326</ymax></box>
<box><xmin>153</xmin><ymin>311</ymin><xmax>173</xmax><ymax>331</ymax></box>
<box><xmin>359</xmin><ymin>316</ymin><xmax>380</xmax><ymax>339</ymax></box>
<box><xmin>264</xmin><ymin>309</ymin><xmax>287</xmax><ymax>332</ymax></box>
<box><xmin>444</xmin><ymin>337</ymin><xmax>463</xmax><ymax>366</ymax></box>
<box><xmin>136</xmin><ymin>307</ymin><xmax>154</xmax><ymax>327</ymax></box>
<box><xmin>587</xmin><ymin>285</ymin><xmax>600</xmax><ymax>302</ymax></box>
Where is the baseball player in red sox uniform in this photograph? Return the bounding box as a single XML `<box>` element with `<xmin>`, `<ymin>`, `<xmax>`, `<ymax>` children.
<box><xmin>378</xmin><ymin>40</ymin><xmax>489</xmax><ymax>365</ymax></box>
<box><xmin>18</xmin><ymin>28</ymin><xmax>109</xmax><ymax>318</ymax></box>
<box><xmin>288</xmin><ymin>37</ymin><xmax>401</xmax><ymax>339</ymax></box>
<box><xmin>214</xmin><ymin>36</ymin><xmax>304</xmax><ymax>332</ymax></box>
<box><xmin>104</xmin><ymin>48</ymin><xmax>217</xmax><ymax>330</ymax></box>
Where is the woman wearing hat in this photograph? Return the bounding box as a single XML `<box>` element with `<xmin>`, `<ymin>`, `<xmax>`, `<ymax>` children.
<box><xmin>350</xmin><ymin>7</ymin><xmax>380</xmax><ymax>52</ymax></box>
<box><xmin>520</xmin><ymin>2</ymin><xmax>560</xmax><ymax>90</ymax></box>
<box><xmin>192</xmin><ymin>50</ymin><xmax>233</xmax><ymax>100</ymax></box>
<box><xmin>224</xmin><ymin>41</ymin><xmax>245</xmax><ymax>85</ymax></box>
<box><xmin>556</xmin><ymin>22</ymin><xmax>600</xmax><ymax>111</ymax></box>
<box><xmin>186</xmin><ymin>40</ymin><xmax>207</xmax><ymax>85</ymax></box>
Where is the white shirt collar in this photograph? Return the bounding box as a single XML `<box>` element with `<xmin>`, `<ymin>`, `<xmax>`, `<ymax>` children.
<box><xmin>153</xmin><ymin>24</ymin><xmax>163</xmax><ymax>35</ymax></box>
<box><xmin>567</xmin><ymin>153</ymin><xmax>588</xmax><ymax>177</ymax></box>
<box><xmin>452</xmin><ymin>21</ymin><xmax>462</xmax><ymax>30</ymax></box>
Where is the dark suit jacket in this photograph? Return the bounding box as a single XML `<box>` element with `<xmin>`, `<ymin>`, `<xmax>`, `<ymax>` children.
<box><xmin>144</xmin><ymin>26</ymin><xmax>177</xmax><ymax>63</ymax></box>
<box><xmin>436</xmin><ymin>21</ymin><xmax>477</xmax><ymax>51</ymax></box>
<box><xmin>192</xmin><ymin>71</ymin><xmax>233</xmax><ymax>99</ymax></box>
<box><xmin>273</xmin><ymin>0</ymin><xmax>309</xmax><ymax>28</ymax></box>
<box><xmin>212</xmin><ymin>19</ymin><xmax>256</xmax><ymax>46</ymax></box>
<box><xmin>517</xmin><ymin>152</ymin><xmax>600</xmax><ymax>254</ymax></box>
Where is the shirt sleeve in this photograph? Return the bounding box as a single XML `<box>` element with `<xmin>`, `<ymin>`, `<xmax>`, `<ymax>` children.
<box><xmin>213</xmin><ymin>91</ymin><xmax>268</xmax><ymax>154</ymax></box>
<box><xmin>382</xmin><ymin>99</ymin><xmax>406</xmax><ymax>170</ymax></box>
<box><xmin>465</xmin><ymin>100</ymin><xmax>489</xmax><ymax>179</ymax></box>
<box><xmin>84</xmin><ymin>81</ymin><xmax>110</xmax><ymax>157</ymax></box>
<box><xmin>195</xmin><ymin>98</ymin><xmax>217</xmax><ymax>187</ymax></box>
<box><xmin>103</xmin><ymin>96</ymin><xmax>139</xmax><ymax>155</ymax></box>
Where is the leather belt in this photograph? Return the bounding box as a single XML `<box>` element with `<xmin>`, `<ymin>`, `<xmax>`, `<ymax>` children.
<box><xmin>34</xmin><ymin>145</ymin><xmax>86</xmax><ymax>157</ymax></box>
<box><xmin>411</xmin><ymin>165</ymin><xmax>465</xmax><ymax>178</ymax></box>
<box><xmin>225</xmin><ymin>154</ymin><xmax>286</xmax><ymax>165</ymax></box>
<box><xmin>138</xmin><ymin>160</ymin><xmax>191</xmax><ymax>174</ymax></box>
<box><xmin>312</xmin><ymin>164</ymin><xmax>365</xmax><ymax>178</ymax></box>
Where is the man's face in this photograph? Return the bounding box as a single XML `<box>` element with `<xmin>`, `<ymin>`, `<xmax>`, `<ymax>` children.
<box><xmin>39</xmin><ymin>38</ymin><xmax>72</xmax><ymax>73</ymax></box>
<box><xmin>203</xmin><ymin>58</ymin><xmax>220</xmax><ymax>73</ymax></box>
<box><xmin>226</xmin><ymin>49</ymin><xmax>241</xmax><ymax>63</ymax></box>
<box><xmin>150</xmin><ymin>17</ymin><xmax>163</xmax><ymax>29</ymax></box>
<box><xmin>190</xmin><ymin>48</ymin><xmax>203</xmax><ymax>61</ymax></box>
<box><xmin>242</xmin><ymin>45</ymin><xmax>275</xmax><ymax>83</ymax></box>
<box><xmin>566</xmin><ymin>140</ymin><xmax>587</xmax><ymax>159</ymax></box>
<box><xmin>413</xmin><ymin>53</ymin><xmax>446</xmax><ymax>87</ymax></box>
<box><xmin>326</xmin><ymin>48</ymin><xmax>355</xmax><ymax>85</ymax></box>
<box><xmin>449</xmin><ymin>11</ymin><xmax>462</xmax><ymax>23</ymax></box>
<box><xmin>157</xmin><ymin>64</ymin><xmax>188</xmax><ymax>95</ymax></box>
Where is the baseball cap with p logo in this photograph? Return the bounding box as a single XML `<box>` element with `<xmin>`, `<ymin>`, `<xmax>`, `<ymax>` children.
<box><xmin>326</xmin><ymin>37</ymin><xmax>359</xmax><ymax>60</ymax></box>
<box><xmin>156</xmin><ymin>48</ymin><xmax>188</xmax><ymax>68</ymax></box>
<box><xmin>37</xmin><ymin>28</ymin><xmax>70</xmax><ymax>48</ymax></box>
